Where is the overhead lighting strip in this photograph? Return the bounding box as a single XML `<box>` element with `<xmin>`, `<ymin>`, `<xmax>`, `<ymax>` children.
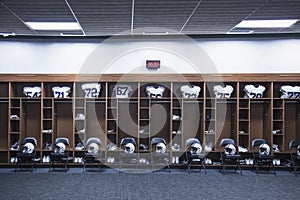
<box><xmin>25</xmin><ymin>22</ymin><xmax>81</xmax><ymax>31</ymax></box>
<box><xmin>235</xmin><ymin>19</ymin><xmax>298</xmax><ymax>28</ymax></box>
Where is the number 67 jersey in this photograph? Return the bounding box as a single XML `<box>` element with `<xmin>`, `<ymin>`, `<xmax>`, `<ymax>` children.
<box><xmin>81</xmin><ymin>83</ymin><xmax>101</xmax><ymax>98</ymax></box>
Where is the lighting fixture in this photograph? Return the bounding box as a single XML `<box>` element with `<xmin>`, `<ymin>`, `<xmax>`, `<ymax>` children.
<box><xmin>235</xmin><ymin>19</ymin><xmax>298</xmax><ymax>28</ymax></box>
<box><xmin>25</xmin><ymin>22</ymin><xmax>81</xmax><ymax>31</ymax></box>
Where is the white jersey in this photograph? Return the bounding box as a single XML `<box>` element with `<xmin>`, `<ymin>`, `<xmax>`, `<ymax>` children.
<box><xmin>280</xmin><ymin>85</ymin><xmax>300</xmax><ymax>98</ymax></box>
<box><xmin>180</xmin><ymin>85</ymin><xmax>201</xmax><ymax>98</ymax></box>
<box><xmin>146</xmin><ymin>86</ymin><xmax>165</xmax><ymax>98</ymax></box>
<box><xmin>52</xmin><ymin>86</ymin><xmax>71</xmax><ymax>98</ymax></box>
<box><xmin>81</xmin><ymin>83</ymin><xmax>101</xmax><ymax>98</ymax></box>
<box><xmin>23</xmin><ymin>86</ymin><xmax>41</xmax><ymax>98</ymax></box>
<box><xmin>243</xmin><ymin>85</ymin><xmax>266</xmax><ymax>98</ymax></box>
<box><xmin>213</xmin><ymin>85</ymin><xmax>234</xmax><ymax>98</ymax></box>
<box><xmin>114</xmin><ymin>85</ymin><xmax>133</xmax><ymax>98</ymax></box>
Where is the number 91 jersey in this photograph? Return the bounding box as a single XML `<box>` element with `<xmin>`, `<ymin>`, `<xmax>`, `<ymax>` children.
<box><xmin>81</xmin><ymin>83</ymin><xmax>101</xmax><ymax>98</ymax></box>
<box><xmin>23</xmin><ymin>86</ymin><xmax>41</xmax><ymax>98</ymax></box>
<box><xmin>280</xmin><ymin>85</ymin><xmax>300</xmax><ymax>98</ymax></box>
<box><xmin>52</xmin><ymin>86</ymin><xmax>71</xmax><ymax>98</ymax></box>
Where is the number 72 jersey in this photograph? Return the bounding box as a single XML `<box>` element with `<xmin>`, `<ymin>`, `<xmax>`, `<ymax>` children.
<box><xmin>81</xmin><ymin>83</ymin><xmax>101</xmax><ymax>98</ymax></box>
<box><xmin>280</xmin><ymin>85</ymin><xmax>300</xmax><ymax>98</ymax></box>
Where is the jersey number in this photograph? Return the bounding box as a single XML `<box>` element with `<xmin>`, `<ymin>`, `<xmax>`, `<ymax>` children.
<box><xmin>84</xmin><ymin>88</ymin><xmax>98</xmax><ymax>98</ymax></box>
<box><xmin>25</xmin><ymin>91</ymin><xmax>40</xmax><ymax>98</ymax></box>
<box><xmin>250</xmin><ymin>93</ymin><xmax>262</xmax><ymax>98</ymax></box>
<box><xmin>116</xmin><ymin>87</ymin><xmax>128</xmax><ymax>96</ymax></box>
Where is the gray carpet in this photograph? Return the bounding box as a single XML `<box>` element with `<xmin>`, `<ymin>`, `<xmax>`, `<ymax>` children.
<box><xmin>0</xmin><ymin>168</ymin><xmax>299</xmax><ymax>200</ymax></box>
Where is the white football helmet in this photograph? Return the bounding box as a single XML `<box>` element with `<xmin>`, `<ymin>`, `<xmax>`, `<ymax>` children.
<box><xmin>88</xmin><ymin>143</ymin><xmax>99</xmax><ymax>154</ymax></box>
<box><xmin>22</xmin><ymin>142</ymin><xmax>34</xmax><ymax>153</ymax></box>
<box><xmin>225</xmin><ymin>144</ymin><xmax>236</xmax><ymax>155</ymax></box>
<box><xmin>124</xmin><ymin>143</ymin><xmax>135</xmax><ymax>153</ymax></box>
<box><xmin>55</xmin><ymin>142</ymin><xmax>66</xmax><ymax>153</ymax></box>
<box><xmin>190</xmin><ymin>143</ymin><xmax>202</xmax><ymax>155</ymax></box>
<box><xmin>156</xmin><ymin>142</ymin><xmax>166</xmax><ymax>153</ymax></box>
<box><xmin>297</xmin><ymin>145</ymin><xmax>300</xmax><ymax>156</ymax></box>
<box><xmin>259</xmin><ymin>143</ymin><xmax>270</xmax><ymax>156</ymax></box>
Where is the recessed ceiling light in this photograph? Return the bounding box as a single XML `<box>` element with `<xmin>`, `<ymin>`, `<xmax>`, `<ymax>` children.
<box><xmin>226</xmin><ymin>30</ymin><xmax>254</xmax><ymax>34</ymax></box>
<box><xmin>0</xmin><ymin>32</ymin><xmax>15</xmax><ymax>37</ymax></box>
<box><xmin>142</xmin><ymin>31</ymin><xmax>169</xmax><ymax>35</ymax></box>
<box><xmin>235</xmin><ymin>19</ymin><xmax>298</xmax><ymax>28</ymax></box>
<box><xmin>25</xmin><ymin>22</ymin><xmax>81</xmax><ymax>31</ymax></box>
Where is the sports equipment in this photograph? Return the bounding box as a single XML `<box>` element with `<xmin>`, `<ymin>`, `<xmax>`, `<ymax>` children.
<box><xmin>180</xmin><ymin>85</ymin><xmax>201</xmax><ymax>98</ymax></box>
<box><xmin>156</xmin><ymin>142</ymin><xmax>166</xmax><ymax>153</ymax></box>
<box><xmin>124</xmin><ymin>143</ymin><xmax>135</xmax><ymax>153</ymax></box>
<box><xmin>280</xmin><ymin>85</ymin><xmax>300</xmax><ymax>98</ymax></box>
<box><xmin>272</xmin><ymin>144</ymin><xmax>280</xmax><ymax>152</ymax></box>
<box><xmin>243</xmin><ymin>84</ymin><xmax>266</xmax><ymax>98</ymax></box>
<box><xmin>224</xmin><ymin>144</ymin><xmax>236</xmax><ymax>155</ymax></box>
<box><xmin>87</xmin><ymin>143</ymin><xmax>99</xmax><ymax>154</ymax></box>
<box><xmin>297</xmin><ymin>145</ymin><xmax>300</xmax><ymax>156</ymax></box>
<box><xmin>213</xmin><ymin>85</ymin><xmax>234</xmax><ymax>98</ymax></box>
<box><xmin>52</xmin><ymin>86</ymin><xmax>71</xmax><ymax>98</ymax></box>
<box><xmin>23</xmin><ymin>86</ymin><xmax>41</xmax><ymax>98</ymax></box>
<box><xmin>22</xmin><ymin>142</ymin><xmax>35</xmax><ymax>153</ymax></box>
<box><xmin>259</xmin><ymin>143</ymin><xmax>270</xmax><ymax>156</ymax></box>
<box><xmin>146</xmin><ymin>86</ymin><xmax>165</xmax><ymax>98</ymax></box>
<box><xmin>114</xmin><ymin>84</ymin><xmax>133</xmax><ymax>98</ymax></box>
<box><xmin>54</xmin><ymin>142</ymin><xmax>66</xmax><ymax>153</ymax></box>
<box><xmin>190</xmin><ymin>143</ymin><xmax>202</xmax><ymax>155</ymax></box>
<box><xmin>75</xmin><ymin>142</ymin><xmax>84</xmax><ymax>150</ymax></box>
<box><xmin>81</xmin><ymin>83</ymin><xmax>101</xmax><ymax>98</ymax></box>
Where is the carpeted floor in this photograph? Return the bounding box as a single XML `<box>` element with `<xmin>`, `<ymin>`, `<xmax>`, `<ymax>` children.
<box><xmin>0</xmin><ymin>168</ymin><xmax>300</xmax><ymax>200</ymax></box>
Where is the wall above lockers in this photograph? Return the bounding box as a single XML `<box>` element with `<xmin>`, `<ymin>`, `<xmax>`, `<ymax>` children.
<box><xmin>0</xmin><ymin>35</ymin><xmax>300</xmax><ymax>74</ymax></box>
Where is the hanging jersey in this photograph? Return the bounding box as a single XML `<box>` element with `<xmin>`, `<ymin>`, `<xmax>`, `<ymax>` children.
<box><xmin>52</xmin><ymin>86</ymin><xmax>71</xmax><ymax>98</ymax></box>
<box><xmin>23</xmin><ymin>86</ymin><xmax>41</xmax><ymax>98</ymax></box>
<box><xmin>146</xmin><ymin>86</ymin><xmax>165</xmax><ymax>98</ymax></box>
<box><xmin>213</xmin><ymin>85</ymin><xmax>234</xmax><ymax>98</ymax></box>
<box><xmin>243</xmin><ymin>85</ymin><xmax>266</xmax><ymax>98</ymax></box>
<box><xmin>180</xmin><ymin>85</ymin><xmax>201</xmax><ymax>98</ymax></box>
<box><xmin>280</xmin><ymin>85</ymin><xmax>300</xmax><ymax>98</ymax></box>
<box><xmin>114</xmin><ymin>84</ymin><xmax>133</xmax><ymax>98</ymax></box>
<box><xmin>81</xmin><ymin>83</ymin><xmax>101</xmax><ymax>98</ymax></box>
